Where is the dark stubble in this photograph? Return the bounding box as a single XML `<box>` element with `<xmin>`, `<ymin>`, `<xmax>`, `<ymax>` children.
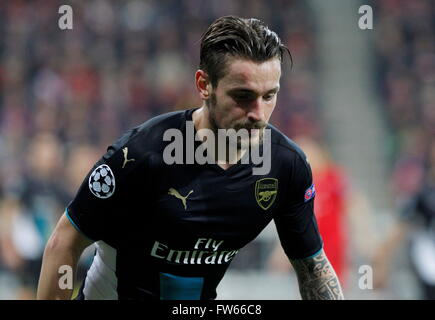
<box><xmin>206</xmin><ymin>92</ymin><xmax>267</xmax><ymax>150</ymax></box>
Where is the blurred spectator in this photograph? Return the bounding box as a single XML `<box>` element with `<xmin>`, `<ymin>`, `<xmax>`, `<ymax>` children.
<box><xmin>373</xmin><ymin>141</ymin><xmax>435</xmax><ymax>299</ymax></box>
<box><xmin>1</xmin><ymin>133</ymin><xmax>69</xmax><ymax>299</ymax></box>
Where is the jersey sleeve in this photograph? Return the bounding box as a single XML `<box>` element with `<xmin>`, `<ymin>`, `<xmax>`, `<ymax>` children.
<box><xmin>273</xmin><ymin>152</ymin><xmax>323</xmax><ymax>260</ymax></box>
<box><xmin>66</xmin><ymin>128</ymin><xmax>145</xmax><ymax>245</ymax></box>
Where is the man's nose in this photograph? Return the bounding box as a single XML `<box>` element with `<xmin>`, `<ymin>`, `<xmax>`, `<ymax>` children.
<box><xmin>246</xmin><ymin>98</ymin><xmax>264</xmax><ymax>123</ymax></box>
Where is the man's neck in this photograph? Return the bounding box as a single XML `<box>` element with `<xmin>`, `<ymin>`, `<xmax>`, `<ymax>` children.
<box><xmin>192</xmin><ymin>106</ymin><xmax>247</xmax><ymax>169</ymax></box>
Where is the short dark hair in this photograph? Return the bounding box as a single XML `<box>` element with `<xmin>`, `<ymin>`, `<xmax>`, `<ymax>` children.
<box><xmin>199</xmin><ymin>15</ymin><xmax>292</xmax><ymax>88</ymax></box>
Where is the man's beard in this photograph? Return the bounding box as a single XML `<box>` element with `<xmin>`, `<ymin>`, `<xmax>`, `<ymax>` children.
<box><xmin>207</xmin><ymin>93</ymin><xmax>267</xmax><ymax>150</ymax></box>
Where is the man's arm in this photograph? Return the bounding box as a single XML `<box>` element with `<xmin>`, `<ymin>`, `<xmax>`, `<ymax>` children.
<box><xmin>37</xmin><ymin>212</ymin><xmax>94</xmax><ymax>300</ymax></box>
<box><xmin>290</xmin><ymin>249</ymin><xmax>344</xmax><ymax>300</ymax></box>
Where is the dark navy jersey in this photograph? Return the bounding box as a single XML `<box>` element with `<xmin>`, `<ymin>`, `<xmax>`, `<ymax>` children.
<box><xmin>66</xmin><ymin>107</ymin><xmax>323</xmax><ymax>300</ymax></box>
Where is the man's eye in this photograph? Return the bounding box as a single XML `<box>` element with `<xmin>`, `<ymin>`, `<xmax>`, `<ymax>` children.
<box><xmin>263</xmin><ymin>94</ymin><xmax>275</xmax><ymax>101</ymax></box>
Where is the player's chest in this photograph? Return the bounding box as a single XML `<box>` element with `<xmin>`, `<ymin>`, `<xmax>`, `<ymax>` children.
<box><xmin>146</xmin><ymin>165</ymin><xmax>281</xmax><ymax>247</ymax></box>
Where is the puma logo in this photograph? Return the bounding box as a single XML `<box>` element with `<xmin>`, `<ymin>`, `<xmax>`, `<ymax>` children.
<box><xmin>168</xmin><ymin>188</ymin><xmax>194</xmax><ymax>210</ymax></box>
<box><xmin>122</xmin><ymin>147</ymin><xmax>135</xmax><ymax>168</ymax></box>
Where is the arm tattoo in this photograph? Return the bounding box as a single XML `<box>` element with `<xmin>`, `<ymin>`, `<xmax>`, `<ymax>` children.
<box><xmin>290</xmin><ymin>250</ymin><xmax>344</xmax><ymax>300</ymax></box>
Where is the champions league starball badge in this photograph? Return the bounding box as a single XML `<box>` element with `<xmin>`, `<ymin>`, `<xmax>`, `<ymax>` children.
<box><xmin>88</xmin><ymin>164</ymin><xmax>116</xmax><ymax>199</ymax></box>
<box><xmin>304</xmin><ymin>183</ymin><xmax>316</xmax><ymax>202</ymax></box>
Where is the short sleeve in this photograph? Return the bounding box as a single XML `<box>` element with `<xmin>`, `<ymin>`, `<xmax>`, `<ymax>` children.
<box><xmin>66</xmin><ymin>128</ymin><xmax>143</xmax><ymax>245</ymax></box>
<box><xmin>274</xmin><ymin>153</ymin><xmax>323</xmax><ymax>260</ymax></box>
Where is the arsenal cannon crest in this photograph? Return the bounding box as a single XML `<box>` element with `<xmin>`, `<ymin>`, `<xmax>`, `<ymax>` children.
<box><xmin>255</xmin><ymin>178</ymin><xmax>278</xmax><ymax>210</ymax></box>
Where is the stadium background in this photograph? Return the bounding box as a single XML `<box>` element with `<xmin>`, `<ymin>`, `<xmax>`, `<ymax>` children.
<box><xmin>0</xmin><ymin>0</ymin><xmax>433</xmax><ymax>299</ymax></box>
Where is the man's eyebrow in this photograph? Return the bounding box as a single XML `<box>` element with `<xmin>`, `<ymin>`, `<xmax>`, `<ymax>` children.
<box><xmin>228</xmin><ymin>86</ymin><xmax>280</xmax><ymax>95</ymax></box>
<box><xmin>267</xmin><ymin>86</ymin><xmax>280</xmax><ymax>93</ymax></box>
<box><xmin>228</xmin><ymin>88</ymin><xmax>256</xmax><ymax>94</ymax></box>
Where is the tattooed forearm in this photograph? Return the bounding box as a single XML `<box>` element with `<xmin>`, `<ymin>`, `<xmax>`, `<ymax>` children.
<box><xmin>290</xmin><ymin>249</ymin><xmax>344</xmax><ymax>300</ymax></box>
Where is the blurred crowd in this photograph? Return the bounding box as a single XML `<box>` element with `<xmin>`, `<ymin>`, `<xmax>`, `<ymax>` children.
<box><xmin>374</xmin><ymin>0</ymin><xmax>435</xmax><ymax>200</ymax></box>
<box><xmin>0</xmin><ymin>0</ymin><xmax>321</xmax><ymax>299</ymax></box>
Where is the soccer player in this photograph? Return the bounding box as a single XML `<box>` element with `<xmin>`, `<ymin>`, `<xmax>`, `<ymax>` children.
<box><xmin>37</xmin><ymin>16</ymin><xmax>344</xmax><ymax>300</ymax></box>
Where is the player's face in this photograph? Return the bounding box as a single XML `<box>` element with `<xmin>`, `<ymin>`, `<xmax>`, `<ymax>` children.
<box><xmin>207</xmin><ymin>57</ymin><xmax>281</xmax><ymax>148</ymax></box>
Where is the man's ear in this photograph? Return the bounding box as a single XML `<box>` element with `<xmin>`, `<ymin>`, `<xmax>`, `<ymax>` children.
<box><xmin>195</xmin><ymin>70</ymin><xmax>211</xmax><ymax>100</ymax></box>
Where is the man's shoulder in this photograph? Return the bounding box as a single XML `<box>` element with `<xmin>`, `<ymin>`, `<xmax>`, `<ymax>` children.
<box><xmin>268</xmin><ymin>124</ymin><xmax>310</xmax><ymax>168</ymax></box>
<box><xmin>111</xmin><ymin>108</ymin><xmax>188</xmax><ymax>152</ymax></box>
<box><xmin>137</xmin><ymin>108</ymin><xmax>188</xmax><ymax>132</ymax></box>
<box><xmin>100</xmin><ymin>108</ymin><xmax>189</xmax><ymax>171</ymax></box>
